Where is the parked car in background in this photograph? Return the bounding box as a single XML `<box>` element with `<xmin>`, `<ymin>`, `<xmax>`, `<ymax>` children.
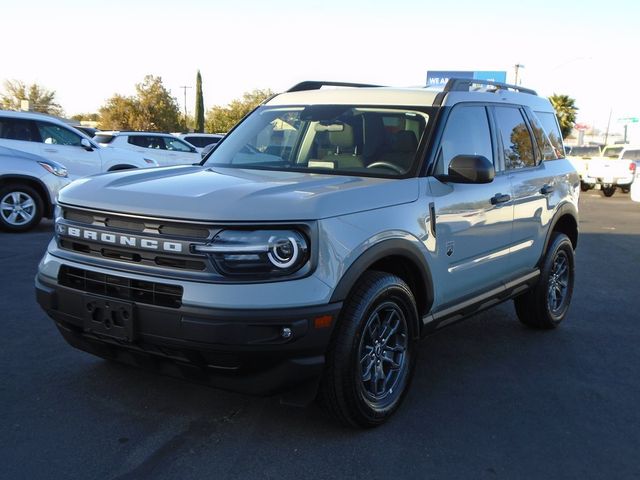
<box><xmin>0</xmin><ymin>111</ymin><xmax>158</xmax><ymax>179</ymax></box>
<box><xmin>0</xmin><ymin>145</ymin><xmax>70</xmax><ymax>232</ymax></box>
<box><xmin>176</xmin><ymin>133</ymin><xmax>224</xmax><ymax>152</ymax></box>
<box><xmin>566</xmin><ymin>145</ymin><xmax>601</xmax><ymax>191</ymax></box>
<box><xmin>95</xmin><ymin>132</ymin><xmax>200</xmax><ymax>166</ymax></box>
<box><xmin>583</xmin><ymin>145</ymin><xmax>637</xmax><ymax>197</ymax></box>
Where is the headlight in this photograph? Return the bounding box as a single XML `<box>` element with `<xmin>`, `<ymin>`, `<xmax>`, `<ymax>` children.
<box><xmin>38</xmin><ymin>161</ymin><xmax>68</xmax><ymax>177</ymax></box>
<box><xmin>194</xmin><ymin>229</ymin><xmax>309</xmax><ymax>277</ymax></box>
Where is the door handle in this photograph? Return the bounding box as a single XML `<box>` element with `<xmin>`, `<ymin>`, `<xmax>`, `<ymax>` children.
<box><xmin>491</xmin><ymin>193</ymin><xmax>511</xmax><ymax>205</ymax></box>
<box><xmin>44</xmin><ymin>148</ymin><xmax>58</xmax><ymax>153</ymax></box>
<box><xmin>540</xmin><ymin>184</ymin><xmax>555</xmax><ymax>195</ymax></box>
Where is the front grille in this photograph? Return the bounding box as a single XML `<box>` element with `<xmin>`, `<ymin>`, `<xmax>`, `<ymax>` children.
<box><xmin>59</xmin><ymin>266</ymin><xmax>183</xmax><ymax>308</ymax></box>
<box><xmin>63</xmin><ymin>208</ymin><xmax>211</xmax><ymax>239</ymax></box>
<box><xmin>58</xmin><ymin>207</ymin><xmax>214</xmax><ymax>274</ymax></box>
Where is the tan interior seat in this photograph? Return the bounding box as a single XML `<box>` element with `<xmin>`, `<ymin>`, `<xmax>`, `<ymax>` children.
<box><xmin>325</xmin><ymin>124</ymin><xmax>364</xmax><ymax>169</ymax></box>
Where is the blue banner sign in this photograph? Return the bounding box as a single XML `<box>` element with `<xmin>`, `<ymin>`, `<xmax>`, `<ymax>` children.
<box><xmin>426</xmin><ymin>71</ymin><xmax>507</xmax><ymax>87</ymax></box>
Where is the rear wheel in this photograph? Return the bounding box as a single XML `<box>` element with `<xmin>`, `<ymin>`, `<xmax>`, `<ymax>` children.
<box><xmin>320</xmin><ymin>271</ymin><xmax>418</xmax><ymax>428</ymax></box>
<box><xmin>580</xmin><ymin>182</ymin><xmax>592</xmax><ymax>192</ymax></box>
<box><xmin>0</xmin><ymin>184</ymin><xmax>43</xmax><ymax>232</ymax></box>
<box><xmin>621</xmin><ymin>186</ymin><xmax>630</xmax><ymax>194</ymax></box>
<box><xmin>601</xmin><ymin>185</ymin><xmax>616</xmax><ymax>197</ymax></box>
<box><xmin>514</xmin><ymin>233</ymin><xmax>575</xmax><ymax>329</ymax></box>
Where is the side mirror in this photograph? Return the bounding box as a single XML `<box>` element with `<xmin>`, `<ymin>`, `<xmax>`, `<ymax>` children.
<box><xmin>446</xmin><ymin>155</ymin><xmax>495</xmax><ymax>184</ymax></box>
<box><xmin>80</xmin><ymin>138</ymin><xmax>94</xmax><ymax>151</ymax></box>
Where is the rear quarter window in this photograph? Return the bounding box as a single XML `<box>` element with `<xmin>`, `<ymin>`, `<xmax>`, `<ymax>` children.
<box><xmin>94</xmin><ymin>134</ymin><xmax>115</xmax><ymax>144</ymax></box>
<box><xmin>534</xmin><ymin>111</ymin><xmax>565</xmax><ymax>159</ymax></box>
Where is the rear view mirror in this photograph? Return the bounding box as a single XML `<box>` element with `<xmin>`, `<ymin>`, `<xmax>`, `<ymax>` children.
<box><xmin>446</xmin><ymin>155</ymin><xmax>494</xmax><ymax>184</ymax></box>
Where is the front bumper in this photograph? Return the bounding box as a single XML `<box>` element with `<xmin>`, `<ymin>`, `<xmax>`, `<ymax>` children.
<box><xmin>36</xmin><ymin>274</ymin><xmax>342</xmax><ymax>396</ymax></box>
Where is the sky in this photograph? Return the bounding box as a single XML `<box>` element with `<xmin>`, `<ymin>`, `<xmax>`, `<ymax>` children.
<box><xmin>2</xmin><ymin>0</ymin><xmax>639</xmax><ymax>133</ymax></box>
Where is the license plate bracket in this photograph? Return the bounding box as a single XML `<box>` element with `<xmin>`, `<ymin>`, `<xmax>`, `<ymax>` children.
<box><xmin>83</xmin><ymin>295</ymin><xmax>135</xmax><ymax>342</ymax></box>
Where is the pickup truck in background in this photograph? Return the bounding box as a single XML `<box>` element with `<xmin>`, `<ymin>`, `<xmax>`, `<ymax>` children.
<box><xmin>566</xmin><ymin>145</ymin><xmax>602</xmax><ymax>191</ymax></box>
<box><xmin>581</xmin><ymin>145</ymin><xmax>637</xmax><ymax>197</ymax></box>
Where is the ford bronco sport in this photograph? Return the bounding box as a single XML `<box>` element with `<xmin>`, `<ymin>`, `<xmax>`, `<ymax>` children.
<box><xmin>36</xmin><ymin>79</ymin><xmax>579</xmax><ymax>427</ymax></box>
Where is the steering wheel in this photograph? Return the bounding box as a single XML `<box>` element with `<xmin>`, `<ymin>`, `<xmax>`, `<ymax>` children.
<box><xmin>366</xmin><ymin>161</ymin><xmax>404</xmax><ymax>174</ymax></box>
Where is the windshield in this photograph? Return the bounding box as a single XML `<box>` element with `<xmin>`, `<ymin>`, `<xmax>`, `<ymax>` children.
<box><xmin>204</xmin><ymin>105</ymin><xmax>431</xmax><ymax>177</ymax></box>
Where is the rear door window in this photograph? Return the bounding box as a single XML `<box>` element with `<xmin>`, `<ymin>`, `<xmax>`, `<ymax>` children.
<box><xmin>622</xmin><ymin>149</ymin><xmax>640</xmax><ymax>161</ymax></box>
<box><xmin>494</xmin><ymin>107</ymin><xmax>536</xmax><ymax>170</ymax></box>
<box><xmin>128</xmin><ymin>136</ymin><xmax>165</xmax><ymax>149</ymax></box>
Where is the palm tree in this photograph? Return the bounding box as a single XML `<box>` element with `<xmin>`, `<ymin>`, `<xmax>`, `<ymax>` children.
<box><xmin>549</xmin><ymin>94</ymin><xmax>578</xmax><ymax>139</ymax></box>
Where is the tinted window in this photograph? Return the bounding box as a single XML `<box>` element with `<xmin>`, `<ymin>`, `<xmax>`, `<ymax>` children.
<box><xmin>535</xmin><ymin>111</ymin><xmax>564</xmax><ymax>156</ymax></box>
<box><xmin>494</xmin><ymin>107</ymin><xmax>535</xmax><ymax>169</ymax></box>
<box><xmin>435</xmin><ymin>105</ymin><xmax>493</xmax><ymax>175</ymax></box>
<box><xmin>527</xmin><ymin>111</ymin><xmax>559</xmax><ymax>161</ymax></box>
<box><xmin>0</xmin><ymin>117</ymin><xmax>40</xmax><ymax>142</ymax></box>
<box><xmin>184</xmin><ymin>136</ymin><xmax>220</xmax><ymax>148</ymax></box>
<box><xmin>128</xmin><ymin>135</ymin><xmax>165</xmax><ymax>149</ymax></box>
<box><xmin>164</xmin><ymin>137</ymin><xmax>193</xmax><ymax>152</ymax></box>
<box><xmin>36</xmin><ymin>121</ymin><xmax>83</xmax><ymax>146</ymax></box>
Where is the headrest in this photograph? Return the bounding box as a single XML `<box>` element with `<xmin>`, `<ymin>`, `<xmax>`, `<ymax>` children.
<box><xmin>393</xmin><ymin>130</ymin><xmax>418</xmax><ymax>153</ymax></box>
<box><xmin>329</xmin><ymin>124</ymin><xmax>354</xmax><ymax>149</ymax></box>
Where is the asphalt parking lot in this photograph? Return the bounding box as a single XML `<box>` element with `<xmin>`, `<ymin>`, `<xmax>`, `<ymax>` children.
<box><xmin>1</xmin><ymin>192</ymin><xmax>639</xmax><ymax>480</ymax></box>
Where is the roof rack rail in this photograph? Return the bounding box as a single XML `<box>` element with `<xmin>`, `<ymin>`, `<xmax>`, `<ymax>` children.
<box><xmin>443</xmin><ymin>78</ymin><xmax>537</xmax><ymax>96</ymax></box>
<box><xmin>287</xmin><ymin>81</ymin><xmax>385</xmax><ymax>93</ymax></box>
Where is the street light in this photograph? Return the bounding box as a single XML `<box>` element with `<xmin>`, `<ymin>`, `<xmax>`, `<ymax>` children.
<box><xmin>514</xmin><ymin>64</ymin><xmax>525</xmax><ymax>85</ymax></box>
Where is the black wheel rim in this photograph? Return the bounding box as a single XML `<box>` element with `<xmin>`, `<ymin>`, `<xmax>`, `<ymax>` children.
<box><xmin>357</xmin><ymin>300</ymin><xmax>409</xmax><ymax>408</ymax></box>
<box><xmin>547</xmin><ymin>250</ymin><xmax>570</xmax><ymax>314</ymax></box>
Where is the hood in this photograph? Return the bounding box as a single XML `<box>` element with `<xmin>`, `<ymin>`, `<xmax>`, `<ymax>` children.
<box><xmin>58</xmin><ymin>166</ymin><xmax>420</xmax><ymax>221</ymax></box>
<box><xmin>0</xmin><ymin>145</ymin><xmax>47</xmax><ymax>162</ymax></box>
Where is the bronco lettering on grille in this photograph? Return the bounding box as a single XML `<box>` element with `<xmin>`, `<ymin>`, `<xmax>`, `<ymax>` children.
<box><xmin>61</xmin><ymin>226</ymin><xmax>183</xmax><ymax>253</ymax></box>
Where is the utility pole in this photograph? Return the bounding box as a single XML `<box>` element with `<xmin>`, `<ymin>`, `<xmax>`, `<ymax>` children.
<box><xmin>514</xmin><ymin>64</ymin><xmax>525</xmax><ymax>85</ymax></box>
<box><xmin>604</xmin><ymin>109</ymin><xmax>612</xmax><ymax>146</ymax></box>
<box><xmin>179</xmin><ymin>85</ymin><xmax>192</xmax><ymax>129</ymax></box>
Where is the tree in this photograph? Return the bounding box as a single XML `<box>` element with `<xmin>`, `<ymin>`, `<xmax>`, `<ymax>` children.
<box><xmin>194</xmin><ymin>70</ymin><xmax>205</xmax><ymax>133</ymax></box>
<box><xmin>71</xmin><ymin>112</ymin><xmax>100</xmax><ymax>122</ymax></box>
<box><xmin>1</xmin><ymin>80</ymin><xmax>63</xmax><ymax>116</ymax></box>
<box><xmin>205</xmin><ymin>88</ymin><xmax>274</xmax><ymax>133</ymax></box>
<box><xmin>549</xmin><ymin>94</ymin><xmax>578</xmax><ymax>139</ymax></box>
<box><xmin>98</xmin><ymin>75</ymin><xmax>182</xmax><ymax>131</ymax></box>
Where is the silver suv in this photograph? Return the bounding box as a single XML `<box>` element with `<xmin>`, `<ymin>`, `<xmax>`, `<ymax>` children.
<box><xmin>0</xmin><ymin>145</ymin><xmax>70</xmax><ymax>231</ymax></box>
<box><xmin>36</xmin><ymin>79</ymin><xmax>579</xmax><ymax>427</ymax></box>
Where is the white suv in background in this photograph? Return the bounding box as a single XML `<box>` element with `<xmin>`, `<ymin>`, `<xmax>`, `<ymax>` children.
<box><xmin>0</xmin><ymin>111</ymin><xmax>158</xmax><ymax>179</ymax></box>
<box><xmin>95</xmin><ymin>132</ymin><xmax>201</xmax><ymax>166</ymax></box>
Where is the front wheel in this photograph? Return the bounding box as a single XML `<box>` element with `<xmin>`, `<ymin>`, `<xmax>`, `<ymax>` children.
<box><xmin>320</xmin><ymin>271</ymin><xmax>418</xmax><ymax>428</ymax></box>
<box><xmin>514</xmin><ymin>233</ymin><xmax>575</xmax><ymax>329</ymax></box>
<box><xmin>0</xmin><ymin>185</ymin><xmax>44</xmax><ymax>232</ymax></box>
<box><xmin>621</xmin><ymin>186</ymin><xmax>630</xmax><ymax>194</ymax></box>
<box><xmin>601</xmin><ymin>185</ymin><xmax>616</xmax><ymax>197</ymax></box>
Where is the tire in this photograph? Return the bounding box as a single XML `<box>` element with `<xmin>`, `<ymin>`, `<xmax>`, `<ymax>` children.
<box><xmin>320</xmin><ymin>271</ymin><xmax>418</xmax><ymax>428</ymax></box>
<box><xmin>580</xmin><ymin>182</ymin><xmax>591</xmax><ymax>192</ymax></box>
<box><xmin>514</xmin><ymin>233</ymin><xmax>575</xmax><ymax>329</ymax></box>
<box><xmin>601</xmin><ymin>186</ymin><xmax>616</xmax><ymax>197</ymax></box>
<box><xmin>0</xmin><ymin>184</ymin><xmax>44</xmax><ymax>232</ymax></box>
<box><xmin>621</xmin><ymin>187</ymin><xmax>630</xmax><ymax>194</ymax></box>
